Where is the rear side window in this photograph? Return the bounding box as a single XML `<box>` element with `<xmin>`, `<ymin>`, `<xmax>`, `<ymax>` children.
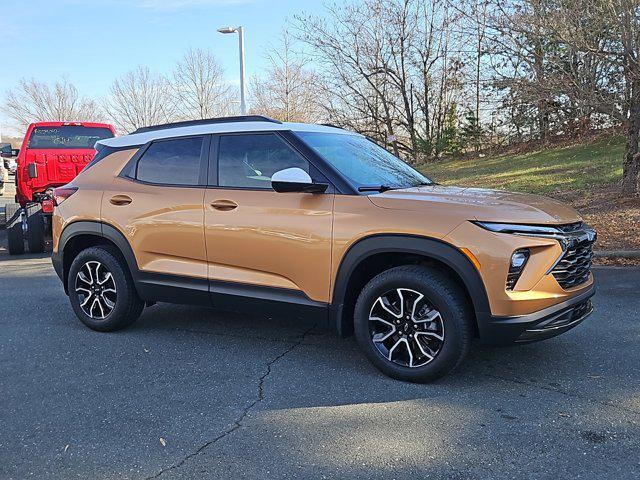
<box><xmin>136</xmin><ymin>136</ymin><xmax>204</xmax><ymax>186</ymax></box>
<box><xmin>218</xmin><ymin>133</ymin><xmax>309</xmax><ymax>189</ymax></box>
<box><xmin>28</xmin><ymin>126</ymin><xmax>114</xmax><ymax>149</ymax></box>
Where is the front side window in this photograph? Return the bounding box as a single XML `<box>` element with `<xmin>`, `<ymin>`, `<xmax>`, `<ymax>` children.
<box><xmin>136</xmin><ymin>136</ymin><xmax>204</xmax><ymax>186</ymax></box>
<box><xmin>28</xmin><ymin>126</ymin><xmax>114</xmax><ymax>149</ymax></box>
<box><xmin>296</xmin><ymin>132</ymin><xmax>431</xmax><ymax>190</ymax></box>
<box><xmin>218</xmin><ymin>133</ymin><xmax>309</xmax><ymax>189</ymax></box>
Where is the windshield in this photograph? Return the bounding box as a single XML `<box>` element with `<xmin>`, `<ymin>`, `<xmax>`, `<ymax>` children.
<box><xmin>27</xmin><ymin>126</ymin><xmax>114</xmax><ymax>149</ymax></box>
<box><xmin>296</xmin><ymin>132</ymin><xmax>431</xmax><ymax>190</ymax></box>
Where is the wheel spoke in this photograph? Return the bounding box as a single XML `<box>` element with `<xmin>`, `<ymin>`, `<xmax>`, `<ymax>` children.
<box><xmin>98</xmin><ymin>272</ymin><xmax>113</xmax><ymax>285</ymax></box>
<box><xmin>101</xmin><ymin>295</ymin><xmax>115</xmax><ymax>310</ymax></box>
<box><xmin>406</xmin><ymin>290</ymin><xmax>424</xmax><ymax>320</ymax></box>
<box><xmin>414</xmin><ymin>309</ymin><xmax>441</xmax><ymax>324</ymax></box>
<box><xmin>80</xmin><ymin>292</ymin><xmax>93</xmax><ymax>307</ymax></box>
<box><xmin>413</xmin><ymin>334</ymin><xmax>435</xmax><ymax>359</ymax></box>
<box><xmin>95</xmin><ymin>297</ymin><xmax>105</xmax><ymax>318</ymax></box>
<box><xmin>78</xmin><ymin>270</ymin><xmax>92</xmax><ymax>285</ymax></box>
<box><xmin>416</xmin><ymin>330</ymin><xmax>444</xmax><ymax>342</ymax></box>
<box><xmin>376</xmin><ymin>295</ymin><xmax>402</xmax><ymax>319</ymax></box>
<box><xmin>369</xmin><ymin>316</ymin><xmax>396</xmax><ymax>342</ymax></box>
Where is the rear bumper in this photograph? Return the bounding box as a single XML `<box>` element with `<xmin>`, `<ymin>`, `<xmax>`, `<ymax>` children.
<box><xmin>479</xmin><ymin>284</ymin><xmax>595</xmax><ymax>346</ymax></box>
<box><xmin>51</xmin><ymin>249</ymin><xmax>63</xmax><ymax>282</ymax></box>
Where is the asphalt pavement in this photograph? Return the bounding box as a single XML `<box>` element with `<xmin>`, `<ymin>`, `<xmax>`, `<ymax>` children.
<box><xmin>0</xmin><ymin>227</ymin><xmax>639</xmax><ymax>479</ymax></box>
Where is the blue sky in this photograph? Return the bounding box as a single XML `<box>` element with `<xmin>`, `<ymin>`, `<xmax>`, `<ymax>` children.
<box><xmin>0</xmin><ymin>0</ymin><xmax>326</xmax><ymax>134</ymax></box>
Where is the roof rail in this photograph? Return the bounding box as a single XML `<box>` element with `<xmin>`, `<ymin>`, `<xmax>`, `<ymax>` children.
<box><xmin>320</xmin><ymin>123</ymin><xmax>345</xmax><ymax>130</ymax></box>
<box><xmin>131</xmin><ymin>115</ymin><xmax>282</xmax><ymax>134</ymax></box>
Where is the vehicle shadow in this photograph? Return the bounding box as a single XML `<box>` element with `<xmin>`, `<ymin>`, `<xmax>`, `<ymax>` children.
<box><xmin>127</xmin><ymin>298</ymin><xmax>640</xmax><ymax>479</ymax></box>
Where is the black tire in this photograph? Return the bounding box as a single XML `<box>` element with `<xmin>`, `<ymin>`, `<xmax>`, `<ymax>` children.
<box><xmin>5</xmin><ymin>204</ymin><xmax>25</xmax><ymax>255</ymax></box>
<box><xmin>27</xmin><ymin>211</ymin><xmax>46</xmax><ymax>253</ymax></box>
<box><xmin>354</xmin><ymin>265</ymin><xmax>473</xmax><ymax>383</ymax></box>
<box><xmin>68</xmin><ymin>245</ymin><xmax>144</xmax><ymax>332</ymax></box>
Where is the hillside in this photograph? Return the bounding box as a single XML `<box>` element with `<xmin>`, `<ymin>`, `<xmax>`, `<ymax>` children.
<box><xmin>422</xmin><ymin>135</ymin><xmax>625</xmax><ymax>195</ymax></box>
<box><xmin>419</xmin><ymin>135</ymin><xmax>639</xmax><ymax>258</ymax></box>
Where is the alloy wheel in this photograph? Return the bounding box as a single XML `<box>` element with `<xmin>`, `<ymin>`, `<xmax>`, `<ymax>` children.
<box><xmin>75</xmin><ymin>261</ymin><xmax>117</xmax><ymax>319</ymax></box>
<box><xmin>369</xmin><ymin>288</ymin><xmax>445</xmax><ymax>368</ymax></box>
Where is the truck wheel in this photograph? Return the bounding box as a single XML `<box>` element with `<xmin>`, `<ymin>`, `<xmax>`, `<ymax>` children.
<box><xmin>354</xmin><ymin>265</ymin><xmax>474</xmax><ymax>383</ymax></box>
<box><xmin>68</xmin><ymin>246</ymin><xmax>144</xmax><ymax>332</ymax></box>
<box><xmin>27</xmin><ymin>211</ymin><xmax>46</xmax><ymax>253</ymax></box>
<box><xmin>5</xmin><ymin>204</ymin><xmax>25</xmax><ymax>255</ymax></box>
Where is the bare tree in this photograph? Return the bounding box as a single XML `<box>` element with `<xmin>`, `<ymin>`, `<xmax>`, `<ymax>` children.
<box><xmin>548</xmin><ymin>0</ymin><xmax>640</xmax><ymax>193</ymax></box>
<box><xmin>171</xmin><ymin>48</ymin><xmax>234</xmax><ymax>119</ymax></box>
<box><xmin>104</xmin><ymin>66</ymin><xmax>176</xmax><ymax>133</ymax></box>
<box><xmin>250</xmin><ymin>31</ymin><xmax>322</xmax><ymax>122</ymax></box>
<box><xmin>294</xmin><ymin>0</ymin><xmax>468</xmax><ymax>160</ymax></box>
<box><xmin>3</xmin><ymin>78</ymin><xmax>102</xmax><ymax>128</ymax></box>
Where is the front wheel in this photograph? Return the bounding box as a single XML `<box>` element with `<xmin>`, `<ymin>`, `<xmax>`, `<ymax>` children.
<box><xmin>354</xmin><ymin>265</ymin><xmax>474</xmax><ymax>383</ymax></box>
<box><xmin>68</xmin><ymin>246</ymin><xmax>144</xmax><ymax>332</ymax></box>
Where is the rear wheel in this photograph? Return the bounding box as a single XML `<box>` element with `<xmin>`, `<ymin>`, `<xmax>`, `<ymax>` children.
<box><xmin>68</xmin><ymin>246</ymin><xmax>144</xmax><ymax>332</ymax></box>
<box><xmin>27</xmin><ymin>210</ymin><xmax>46</xmax><ymax>253</ymax></box>
<box><xmin>354</xmin><ymin>265</ymin><xmax>473</xmax><ymax>383</ymax></box>
<box><xmin>5</xmin><ymin>204</ymin><xmax>25</xmax><ymax>255</ymax></box>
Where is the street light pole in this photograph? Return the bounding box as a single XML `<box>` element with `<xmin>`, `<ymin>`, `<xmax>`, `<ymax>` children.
<box><xmin>218</xmin><ymin>25</ymin><xmax>247</xmax><ymax>115</ymax></box>
<box><xmin>237</xmin><ymin>26</ymin><xmax>246</xmax><ymax>115</ymax></box>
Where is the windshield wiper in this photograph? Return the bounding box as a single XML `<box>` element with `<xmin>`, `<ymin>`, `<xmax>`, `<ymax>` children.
<box><xmin>358</xmin><ymin>184</ymin><xmax>395</xmax><ymax>192</ymax></box>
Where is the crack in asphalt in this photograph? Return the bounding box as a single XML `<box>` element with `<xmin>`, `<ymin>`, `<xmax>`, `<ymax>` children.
<box><xmin>146</xmin><ymin>324</ymin><xmax>316</xmax><ymax>479</ymax></box>
<box><xmin>483</xmin><ymin>372</ymin><xmax>640</xmax><ymax>417</ymax></box>
<box><xmin>152</xmin><ymin>326</ymin><xmax>303</xmax><ymax>345</ymax></box>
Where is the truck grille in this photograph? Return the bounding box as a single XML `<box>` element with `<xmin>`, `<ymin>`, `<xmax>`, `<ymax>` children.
<box><xmin>551</xmin><ymin>239</ymin><xmax>594</xmax><ymax>289</ymax></box>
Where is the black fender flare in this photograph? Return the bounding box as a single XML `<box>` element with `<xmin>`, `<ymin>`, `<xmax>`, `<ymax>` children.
<box><xmin>55</xmin><ymin>220</ymin><xmax>141</xmax><ymax>291</ymax></box>
<box><xmin>330</xmin><ymin>234</ymin><xmax>491</xmax><ymax>336</ymax></box>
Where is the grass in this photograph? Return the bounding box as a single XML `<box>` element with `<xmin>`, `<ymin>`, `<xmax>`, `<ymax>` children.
<box><xmin>420</xmin><ymin>135</ymin><xmax>625</xmax><ymax>195</ymax></box>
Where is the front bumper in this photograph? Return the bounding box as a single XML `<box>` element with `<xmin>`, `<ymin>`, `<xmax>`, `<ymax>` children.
<box><xmin>479</xmin><ymin>283</ymin><xmax>595</xmax><ymax>346</ymax></box>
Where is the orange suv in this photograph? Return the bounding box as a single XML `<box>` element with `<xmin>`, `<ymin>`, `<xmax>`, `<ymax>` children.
<box><xmin>51</xmin><ymin>116</ymin><xmax>596</xmax><ymax>382</ymax></box>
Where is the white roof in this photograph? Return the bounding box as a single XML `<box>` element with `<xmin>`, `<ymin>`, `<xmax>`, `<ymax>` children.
<box><xmin>98</xmin><ymin>121</ymin><xmax>356</xmax><ymax>148</ymax></box>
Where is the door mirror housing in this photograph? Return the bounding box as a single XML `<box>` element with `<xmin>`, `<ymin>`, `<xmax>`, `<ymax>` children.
<box><xmin>271</xmin><ymin>167</ymin><xmax>328</xmax><ymax>194</ymax></box>
<box><xmin>1</xmin><ymin>148</ymin><xmax>18</xmax><ymax>158</ymax></box>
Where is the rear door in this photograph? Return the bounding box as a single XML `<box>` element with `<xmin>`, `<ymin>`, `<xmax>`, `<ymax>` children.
<box><xmin>101</xmin><ymin>135</ymin><xmax>210</xmax><ymax>303</ymax></box>
<box><xmin>204</xmin><ymin>132</ymin><xmax>334</xmax><ymax>310</ymax></box>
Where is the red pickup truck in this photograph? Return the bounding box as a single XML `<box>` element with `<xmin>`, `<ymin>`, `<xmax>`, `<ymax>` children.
<box><xmin>2</xmin><ymin>122</ymin><xmax>115</xmax><ymax>255</ymax></box>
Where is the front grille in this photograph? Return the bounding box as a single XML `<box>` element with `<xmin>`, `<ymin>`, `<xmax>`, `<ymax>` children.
<box><xmin>551</xmin><ymin>240</ymin><xmax>594</xmax><ymax>289</ymax></box>
<box><xmin>557</xmin><ymin>221</ymin><xmax>585</xmax><ymax>233</ymax></box>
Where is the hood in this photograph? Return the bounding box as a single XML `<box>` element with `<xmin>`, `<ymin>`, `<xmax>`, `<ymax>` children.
<box><xmin>368</xmin><ymin>185</ymin><xmax>582</xmax><ymax>225</ymax></box>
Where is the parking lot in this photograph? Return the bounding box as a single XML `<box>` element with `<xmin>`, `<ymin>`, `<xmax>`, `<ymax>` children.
<box><xmin>0</xmin><ymin>216</ymin><xmax>638</xmax><ymax>479</ymax></box>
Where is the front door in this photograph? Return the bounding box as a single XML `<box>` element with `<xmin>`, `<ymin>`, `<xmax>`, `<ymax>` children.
<box><xmin>204</xmin><ymin>132</ymin><xmax>334</xmax><ymax>311</ymax></box>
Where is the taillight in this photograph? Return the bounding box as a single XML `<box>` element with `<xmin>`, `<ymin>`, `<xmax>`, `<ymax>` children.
<box><xmin>52</xmin><ymin>186</ymin><xmax>78</xmax><ymax>206</ymax></box>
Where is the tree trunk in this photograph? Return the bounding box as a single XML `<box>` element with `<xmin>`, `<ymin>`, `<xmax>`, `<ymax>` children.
<box><xmin>621</xmin><ymin>106</ymin><xmax>640</xmax><ymax>194</ymax></box>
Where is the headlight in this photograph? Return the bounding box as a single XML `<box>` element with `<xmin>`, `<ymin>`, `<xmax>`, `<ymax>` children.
<box><xmin>472</xmin><ymin>221</ymin><xmax>563</xmax><ymax>236</ymax></box>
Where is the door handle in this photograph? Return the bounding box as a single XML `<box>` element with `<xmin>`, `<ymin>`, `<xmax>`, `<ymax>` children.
<box><xmin>210</xmin><ymin>199</ymin><xmax>238</xmax><ymax>211</ymax></box>
<box><xmin>110</xmin><ymin>194</ymin><xmax>132</xmax><ymax>206</ymax></box>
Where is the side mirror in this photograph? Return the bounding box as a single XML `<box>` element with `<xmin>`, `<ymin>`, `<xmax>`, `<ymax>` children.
<box><xmin>27</xmin><ymin>163</ymin><xmax>38</xmax><ymax>179</ymax></box>
<box><xmin>271</xmin><ymin>167</ymin><xmax>328</xmax><ymax>194</ymax></box>
<box><xmin>1</xmin><ymin>148</ymin><xmax>18</xmax><ymax>158</ymax></box>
